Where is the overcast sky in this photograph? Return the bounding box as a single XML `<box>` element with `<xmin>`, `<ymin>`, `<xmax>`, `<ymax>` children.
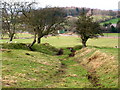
<box><xmin>3</xmin><ymin>0</ymin><xmax>120</xmax><ymax>10</ymax></box>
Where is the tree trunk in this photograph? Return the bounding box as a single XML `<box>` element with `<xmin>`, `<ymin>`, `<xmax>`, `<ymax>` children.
<box><xmin>82</xmin><ymin>38</ymin><xmax>88</xmax><ymax>48</ymax></box>
<box><xmin>37</xmin><ymin>37</ymin><xmax>42</xmax><ymax>44</ymax></box>
<box><xmin>28</xmin><ymin>30</ymin><xmax>37</xmax><ymax>50</ymax></box>
<box><xmin>30</xmin><ymin>38</ymin><xmax>36</xmax><ymax>47</ymax></box>
<box><xmin>9</xmin><ymin>33</ymin><xmax>14</xmax><ymax>41</ymax></box>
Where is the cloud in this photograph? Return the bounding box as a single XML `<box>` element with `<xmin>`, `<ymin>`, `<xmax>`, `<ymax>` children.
<box><xmin>2</xmin><ymin>0</ymin><xmax>119</xmax><ymax>10</ymax></box>
<box><xmin>39</xmin><ymin>0</ymin><xmax>119</xmax><ymax>10</ymax></box>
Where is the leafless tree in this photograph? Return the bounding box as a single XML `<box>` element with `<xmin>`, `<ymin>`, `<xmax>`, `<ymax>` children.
<box><xmin>2</xmin><ymin>2</ymin><xmax>22</xmax><ymax>41</ymax></box>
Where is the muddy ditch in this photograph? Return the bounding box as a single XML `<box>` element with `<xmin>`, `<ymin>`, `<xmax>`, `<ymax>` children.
<box><xmin>86</xmin><ymin>69</ymin><xmax>104</xmax><ymax>88</ymax></box>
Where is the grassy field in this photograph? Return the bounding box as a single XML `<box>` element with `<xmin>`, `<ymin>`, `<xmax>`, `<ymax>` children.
<box><xmin>92</xmin><ymin>15</ymin><xmax>111</xmax><ymax>22</ymax></box>
<box><xmin>1</xmin><ymin>35</ymin><xmax>118</xmax><ymax>48</ymax></box>
<box><xmin>1</xmin><ymin>33</ymin><xmax>33</xmax><ymax>39</ymax></box>
<box><xmin>100</xmin><ymin>18</ymin><xmax>120</xmax><ymax>25</ymax></box>
<box><xmin>1</xmin><ymin>34</ymin><xmax>118</xmax><ymax>88</ymax></box>
<box><xmin>103</xmin><ymin>33</ymin><xmax>118</xmax><ymax>37</ymax></box>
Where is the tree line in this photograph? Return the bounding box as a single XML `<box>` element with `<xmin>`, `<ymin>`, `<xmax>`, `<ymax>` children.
<box><xmin>64</xmin><ymin>7</ymin><xmax>117</xmax><ymax>17</ymax></box>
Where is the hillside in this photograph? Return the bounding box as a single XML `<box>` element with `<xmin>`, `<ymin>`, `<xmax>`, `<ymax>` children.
<box><xmin>100</xmin><ymin>18</ymin><xmax>120</xmax><ymax>25</ymax></box>
<box><xmin>74</xmin><ymin>47</ymin><xmax>118</xmax><ymax>88</ymax></box>
<box><xmin>2</xmin><ymin>43</ymin><xmax>61</xmax><ymax>88</ymax></box>
<box><xmin>1</xmin><ymin>43</ymin><xmax>118</xmax><ymax>88</ymax></box>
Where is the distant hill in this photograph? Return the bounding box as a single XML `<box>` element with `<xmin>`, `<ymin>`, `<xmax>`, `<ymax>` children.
<box><xmin>63</xmin><ymin>7</ymin><xmax>117</xmax><ymax>17</ymax></box>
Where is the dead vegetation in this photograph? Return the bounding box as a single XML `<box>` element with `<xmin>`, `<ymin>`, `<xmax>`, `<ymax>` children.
<box><xmin>74</xmin><ymin>47</ymin><xmax>118</xmax><ymax>88</ymax></box>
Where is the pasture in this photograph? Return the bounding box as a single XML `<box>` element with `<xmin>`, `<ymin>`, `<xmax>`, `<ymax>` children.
<box><xmin>1</xmin><ymin>33</ymin><xmax>33</xmax><ymax>39</ymax></box>
<box><xmin>1</xmin><ymin>33</ymin><xmax>118</xmax><ymax>48</ymax></box>
<box><xmin>92</xmin><ymin>15</ymin><xmax>111</xmax><ymax>22</ymax></box>
<box><xmin>100</xmin><ymin>18</ymin><xmax>120</xmax><ymax>25</ymax></box>
<box><xmin>1</xmin><ymin>33</ymin><xmax>119</xmax><ymax>88</ymax></box>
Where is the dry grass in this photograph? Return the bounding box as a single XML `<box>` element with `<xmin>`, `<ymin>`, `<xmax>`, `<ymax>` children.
<box><xmin>3</xmin><ymin>75</ymin><xmax>18</xmax><ymax>87</ymax></box>
<box><xmin>74</xmin><ymin>47</ymin><xmax>118</xmax><ymax>88</ymax></box>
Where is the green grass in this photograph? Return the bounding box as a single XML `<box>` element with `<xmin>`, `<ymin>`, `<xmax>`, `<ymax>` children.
<box><xmin>1</xmin><ymin>35</ymin><xmax>118</xmax><ymax>88</ymax></box>
<box><xmin>87</xmin><ymin>38</ymin><xmax>118</xmax><ymax>48</ymax></box>
<box><xmin>2</xmin><ymin>49</ymin><xmax>61</xmax><ymax>88</ymax></box>
<box><xmin>1</xmin><ymin>43</ymin><xmax>93</xmax><ymax>88</ymax></box>
<box><xmin>2</xmin><ymin>43</ymin><xmax>60</xmax><ymax>88</ymax></box>
<box><xmin>92</xmin><ymin>15</ymin><xmax>111</xmax><ymax>22</ymax></box>
<box><xmin>2</xmin><ymin>33</ymin><xmax>33</xmax><ymax>39</ymax></box>
<box><xmin>0</xmin><ymin>36</ymin><xmax>80</xmax><ymax>48</ymax></box>
<box><xmin>74</xmin><ymin>47</ymin><xmax>118</xmax><ymax>88</ymax></box>
<box><xmin>0</xmin><ymin>35</ymin><xmax>118</xmax><ymax>48</ymax></box>
<box><xmin>15</xmin><ymin>33</ymin><xmax>33</xmax><ymax>38</ymax></box>
<box><xmin>103</xmin><ymin>33</ymin><xmax>118</xmax><ymax>37</ymax></box>
<box><xmin>45</xmin><ymin>58</ymin><xmax>93</xmax><ymax>88</ymax></box>
<box><xmin>1</xmin><ymin>43</ymin><xmax>58</xmax><ymax>55</ymax></box>
<box><xmin>100</xmin><ymin>18</ymin><xmax>120</xmax><ymax>25</ymax></box>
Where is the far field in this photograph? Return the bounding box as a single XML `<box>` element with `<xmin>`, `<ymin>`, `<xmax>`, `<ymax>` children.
<box><xmin>100</xmin><ymin>18</ymin><xmax>120</xmax><ymax>25</ymax></box>
<box><xmin>92</xmin><ymin>15</ymin><xmax>111</xmax><ymax>22</ymax></box>
<box><xmin>0</xmin><ymin>33</ymin><xmax>118</xmax><ymax>48</ymax></box>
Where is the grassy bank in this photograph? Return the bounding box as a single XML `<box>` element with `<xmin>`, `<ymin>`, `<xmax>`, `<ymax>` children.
<box><xmin>2</xmin><ymin>43</ymin><xmax>61</xmax><ymax>88</ymax></box>
<box><xmin>74</xmin><ymin>47</ymin><xmax>118</xmax><ymax>88</ymax></box>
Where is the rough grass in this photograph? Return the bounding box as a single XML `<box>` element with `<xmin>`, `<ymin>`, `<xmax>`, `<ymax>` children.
<box><xmin>74</xmin><ymin>47</ymin><xmax>118</xmax><ymax>88</ymax></box>
<box><xmin>1</xmin><ymin>43</ymin><xmax>93</xmax><ymax>88</ymax></box>
<box><xmin>1</xmin><ymin>35</ymin><xmax>118</xmax><ymax>88</ymax></box>
<box><xmin>2</xmin><ymin>43</ymin><xmax>61</xmax><ymax>88</ymax></box>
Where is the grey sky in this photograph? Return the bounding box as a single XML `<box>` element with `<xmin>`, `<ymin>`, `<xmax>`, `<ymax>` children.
<box><xmin>3</xmin><ymin>0</ymin><xmax>119</xmax><ymax>10</ymax></box>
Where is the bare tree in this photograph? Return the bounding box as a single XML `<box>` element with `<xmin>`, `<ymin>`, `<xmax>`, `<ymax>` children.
<box><xmin>2</xmin><ymin>2</ymin><xmax>22</xmax><ymax>41</ymax></box>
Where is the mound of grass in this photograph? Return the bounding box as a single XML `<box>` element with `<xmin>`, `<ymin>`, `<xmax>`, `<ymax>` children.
<box><xmin>1</xmin><ymin>43</ymin><xmax>29</xmax><ymax>50</ymax></box>
<box><xmin>1</xmin><ymin>43</ymin><xmax>58</xmax><ymax>55</ymax></box>
<box><xmin>2</xmin><ymin>49</ymin><xmax>61</xmax><ymax>88</ymax></box>
<box><xmin>32</xmin><ymin>43</ymin><xmax>58</xmax><ymax>55</ymax></box>
<box><xmin>74</xmin><ymin>47</ymin><xmax>118</xmax><ymax>88</ymax></box>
